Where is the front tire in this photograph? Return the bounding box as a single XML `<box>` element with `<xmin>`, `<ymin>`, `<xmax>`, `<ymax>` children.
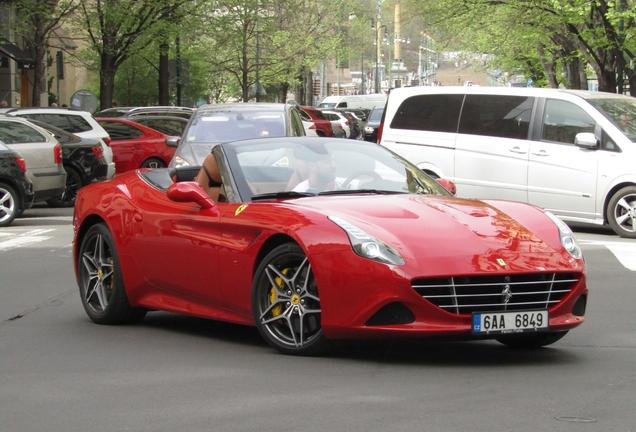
<box><xmin>47</xmin><ymin>167</ymin><xmax>83</xmax><ymax>208</ymax></box>
<box><xmin>607</xmin><ymin>186</ymin><xmax>636</xmax><ymax>238</ymax></box>
<box><xmin>0</xmin><ymin>182</ymin><xmax>19</xmax><ymax>227</ymax></box>
<box><xmin>252</xmin><ymin>243</ymin><xmax>329</xmax><ymax>356</ymax></box>
<box><xmin>78</xmin><ymin>223</ymin><xmax>146</xmax><ymax>324</ymax></box>
<box><xmin>496</xmin><ymin>331</ymin><xmax>568</xmax><ymax>349</ymax></box>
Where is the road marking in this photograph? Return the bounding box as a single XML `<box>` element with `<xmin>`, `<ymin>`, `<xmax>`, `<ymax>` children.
<box><xmin>579</xmin><ymin>240</ymin><xmax>636</xmax><ymax>271</ymax></box>
<box><xmin>0</xmin><ymin>228</ymin><xmax>55</xmax><ymax>251</ymax></box>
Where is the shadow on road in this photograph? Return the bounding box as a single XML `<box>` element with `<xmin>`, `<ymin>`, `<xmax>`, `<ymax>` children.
<box><xmin>136</xmin><ymin>312</ymin><xmax>581</xmax><ymax>367</ymax></box>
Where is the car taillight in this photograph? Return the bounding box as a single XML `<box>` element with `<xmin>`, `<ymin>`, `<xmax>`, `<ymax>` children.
<box><xmin>344</xmin><ymin>121</ymin><xmax>349</xmax><ymax>126</ymax></box>
<box><xmin>103</xmin><ymin>137</ymin><xmax>111</xmax><ymax>146</ymax></box>
<box><xmin>309</xmin><ymin>124</ymin><xmax>316</xmax><ymax>129</ymax></box>
<box><xmin>91</xmin><ymin>146</ymin><xmax>104</xmax><ymax>159</ymax></box>
<box><xmin>54</xmin><ymin>143</ymin><xmax>63</xmax><ymax>164</ymax></box>
<box><xmin>376</xmin><ymin>123</ymin><xmax>384</xmax><ymax>144</ymax></box>
<box><xmin>15</xmin><ymin>156</ymin><xmax>27</xmax><ymax>173</ymax></box>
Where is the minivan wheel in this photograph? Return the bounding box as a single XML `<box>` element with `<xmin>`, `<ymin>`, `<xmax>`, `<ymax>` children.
<box><xmin>607</xmin><ymin>186</ymin><xmax>636</xmax><ymax>239</ymax></box>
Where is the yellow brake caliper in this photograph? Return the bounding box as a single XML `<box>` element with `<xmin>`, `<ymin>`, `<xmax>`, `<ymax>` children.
<box><xmin>270</xmin><ymin>268</ymin><xmax>290</xmax><ymax>317</ymax></box>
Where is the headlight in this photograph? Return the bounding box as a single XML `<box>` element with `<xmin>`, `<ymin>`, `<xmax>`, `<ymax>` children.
<box><xmin>365</xmin><ymin>126</ymin><xmax>373</xmax><ymax>133</ymax></box>
<box><xmin>545</xmin><ymin>212</ymin><xmax>583</xmax><ymax>259</ymax></box>
<box><xmin>173</xmin><ymin>156</ymin><xmax>191</xmax><ymax>168</ymax></box>
<box><xmin>329</xmin><ymin>216</ymin><xmax>405</xmax><ymax>265</ymax></box>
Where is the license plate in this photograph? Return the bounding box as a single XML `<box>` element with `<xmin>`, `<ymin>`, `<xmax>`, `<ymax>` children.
<box><xmin>472</xmin><ymin>310</ymin><xmax>549</xmax><ymax>334</ymax></box>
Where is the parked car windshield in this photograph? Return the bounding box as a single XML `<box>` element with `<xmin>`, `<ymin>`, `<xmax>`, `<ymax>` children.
<box><xmin>586</xmin><ymin>97</ymin><xmax>636</xmax><ymax>141</ymax></box>
<box><xmin>222</xmin><ymin>138</ymin><xmax>449</xmax><ymax>201</ymax></box>
<box><xmin>186</xmin><ymin>109</ymin><xmax>286</xmax><ymax>144</ymax></box>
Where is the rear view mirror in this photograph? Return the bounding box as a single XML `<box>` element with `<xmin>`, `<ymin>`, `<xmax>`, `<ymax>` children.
<box><xmin>165</xmin><ymin>136</ymin><xmax>181</xmax><ymax>148</ymax></box>
<box><xmin>167</xmin><ymin>181</ymin><xmax>217</xmax><ymax>210</ymax></box>
<box><xmin>574</xmin><ymin>132</ymin><xmax>599</xmax><ymax>149</ymax></box>
<box><xmin>436</xmin><ymin>178</ymin><xmax>457</xmax><ymax>195</ymax></box>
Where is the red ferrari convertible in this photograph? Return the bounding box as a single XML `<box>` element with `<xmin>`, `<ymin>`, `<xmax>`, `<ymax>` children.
<box><xmin>72</xmin><ymin>137</ymin><xmax>588</xmax><ymax>355</ymax></box>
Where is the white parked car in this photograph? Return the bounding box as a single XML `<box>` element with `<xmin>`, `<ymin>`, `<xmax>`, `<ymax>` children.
<box><xmin>321</xmin><ymin>110</ymin><xmax>351</xmax><ymax>138</ymax></box>
<box><xmin>4</xmin><ymin>107</ymin><xmax>115</xmax><ymax>179</ymax></box>
<box><xmin>379</xmin><ymin>86</ymin><xmax>636</xmax><ymax>238</ymax></box>
<box><xmin>0</xmin><ymin>116</ymin><xmax>66</xmax><ymax>203</ymax></box>
<box><xmin>302</xmin><ymin>120</ymin><xmax>319</xmax><ymax>137</ymax></box>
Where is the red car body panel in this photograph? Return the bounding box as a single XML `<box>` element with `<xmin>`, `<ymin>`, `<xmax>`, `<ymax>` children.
<box><xmin>300</xmin><ymin>106</ymin><xmax>334</xmax><ymax>137</ymax></box>
<box><xmin>73</xmin><ymin>169</ymin><xmax>587</xmax><ymax>340</ymax></box>
<box><xmin>96</xmin><ymin>118</ymin><xmax>175</xmax><ymax>174</ymax></box>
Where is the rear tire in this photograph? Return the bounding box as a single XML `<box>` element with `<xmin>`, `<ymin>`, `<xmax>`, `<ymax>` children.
<box><xmin>47</xmin><ymin>166</ymin><xmax>83</xmax><ymax>208</ymax></box>
<box><xmin>607</xmin><ymin>186</ymin><xmax>636</xmax><ymax>238</ymax></box>
<box><xmin>0</xmin><ymin>182</ymin><xmax>19</xmax><ymax>227</ymax></box>
<box><xmin>496</xmin><ymin>331</ymin><xmax>568</xmax><ymax>349</ymax></box>
<box><xmin>78</xmin><ymin>223</ymin><xmax>146</xmax><ymax>324</ymax></box>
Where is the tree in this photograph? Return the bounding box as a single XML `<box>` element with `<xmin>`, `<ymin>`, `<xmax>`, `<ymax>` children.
<box><xmin>404</xmin><ymin>0</ymin><xmax>636</xmax><ymax>94</ymax></box>
<box><xmin>70</xmin><ymin>0</ymin><xmax>193</xmax><ymax>109</ymax></box>
<box><xmin>12</xmin><ymin>0</ymin><xmax>78</xmax><ymax>106</ymax></box>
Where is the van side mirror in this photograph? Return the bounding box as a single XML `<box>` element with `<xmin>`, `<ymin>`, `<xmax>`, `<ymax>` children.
<box><xmin>574</xmin><ymin>132</ymin><xmax>599</xmax><ymax>149</ymax></box>
<box><xmin>166</xmin><ymin>136</ymin><xmax>181</xmax><ymax>148</ymax></box>
<box><xmin>436</xmin><ymin>178</ymin><xmax>457</xmax><ymax>195</ymax></box>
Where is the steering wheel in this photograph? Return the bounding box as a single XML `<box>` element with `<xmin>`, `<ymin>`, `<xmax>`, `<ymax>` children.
<box><xmin>341</xmin><ymin>170</ymin><xmax>382</xmax><ymax>189</ymax></box>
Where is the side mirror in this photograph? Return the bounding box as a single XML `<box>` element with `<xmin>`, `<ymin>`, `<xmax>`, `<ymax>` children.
<box><xmin>165</xmin><ymin>136</ymin><xmax>181</xmax><ymax>148</ymax></box>
<box><xmin>574</xmin><ymin>132</ymin><xmax>599</xmax><ymax>149</ymax></box>
<box><xmin>436</xmin><ymin>178</ymin><xmax>457</xmax><ymax>195</ymax></box>
<box><xmin>167</xmin><ymin>181</ymin><xmax>216</xmax><ymax>209</ymax></box>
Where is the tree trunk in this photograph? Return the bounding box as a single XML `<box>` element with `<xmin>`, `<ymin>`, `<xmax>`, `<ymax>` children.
<box><xmin>537</xmin><ymin>45</ymin><xmax>558</xmax><ymax>88</ymax></box>
<box><xmin>29</xmin><ymin>36</ymin><xmax>47</xmax><ymax>107</ymax></box>
<box><xmin>99</xmin><ymin>53</ymin><xmax>117</xmax><ymax>109</ymax></box>
<box><xmin>158</xmin><ymin>43</ymin><xmax>170</xmax><ymax>105</ymax></box>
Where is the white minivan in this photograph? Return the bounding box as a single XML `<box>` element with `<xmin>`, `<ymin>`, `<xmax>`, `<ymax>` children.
<box><xmin>318</xmin><ymin>94</ymin><xmax>387</xmax><ymax>110</ymax></box>
<box><xmin>379</xmin><ymin>86</ymin><xmax>636</xmax><ymax>238</ymax></box>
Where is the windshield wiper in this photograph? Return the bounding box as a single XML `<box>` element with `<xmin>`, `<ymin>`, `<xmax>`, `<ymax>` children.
<box><xmin>318</xmin><ymin>189</ymin><xmax>407</xmax><ymax>196</ymax></box>
<box><xmin>251</xmin><ymin>191</ymin><xmax>316</xmax><ymax>201</ymax></box>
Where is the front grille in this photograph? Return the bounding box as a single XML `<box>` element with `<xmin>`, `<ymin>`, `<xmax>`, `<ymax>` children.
<box><xmin>412</xmin><ymin>273</ymin><xmax>579</xmax><ymax>315</ymax></box>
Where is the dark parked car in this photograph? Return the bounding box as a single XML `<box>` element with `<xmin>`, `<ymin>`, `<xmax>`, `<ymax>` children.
<box><xmin>28</xmin><ymin>120</ymin><xmax>108</xmax><ymax>207</ymax></box>
<box><xmin>129</xmin><ymin>116</ymin><xmax>189</xmax><ymax>137</ymax></box>
<box><xmin>0</xmin><ymin>142</ymin><xmax>34</xmax><ymax>226</ymax></box>
<box><xmin>96</xmin><ymin>106</ymin><xmax>195</xmax><ymax>119</ymax></box>
<box><xmin>364</xmin><ymin>106</ymin><xmax>384</xmax><ymax>143</ymax></box>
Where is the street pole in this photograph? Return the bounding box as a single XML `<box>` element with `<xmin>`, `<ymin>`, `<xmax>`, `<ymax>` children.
<box><xmin>375</xmin><ymin>15</ymin><xmax>381</xmax><ymax>93</ymax></box>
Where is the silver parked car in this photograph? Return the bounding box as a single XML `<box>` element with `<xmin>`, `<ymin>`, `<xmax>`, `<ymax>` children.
<box><xmin>0</xmin><ymin>116</ymin><xmax>66</xmax><ymax>203</ymax></box>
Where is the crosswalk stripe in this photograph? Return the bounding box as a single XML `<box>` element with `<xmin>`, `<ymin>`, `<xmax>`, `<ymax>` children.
<box><xmin>579</xmin><ymin>240</ymin><xmax>636</xmax><ymax>271</ymax></box>
<box><xmin>0</xmin><ymin>228</ymin><xmax>56</xmax><ymax>251</ymax></box>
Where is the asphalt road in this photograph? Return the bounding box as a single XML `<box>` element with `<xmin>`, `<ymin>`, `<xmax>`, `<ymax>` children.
<box><xmin>1</xmin><ymin>204</ymin><xmax>634</xmax><ymax>432</ymax></box>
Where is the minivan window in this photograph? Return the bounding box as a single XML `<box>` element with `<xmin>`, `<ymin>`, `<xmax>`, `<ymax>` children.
<box><xmin>542</xmin><ymin>99</ymin><xmax>595</xmax><ymax>144</ymax></box>
<box><xmin>390</xmin><ymin>94</ymin><xmax>463</xmax><ymax>133</ymax></box>
<box><xmin>459</xmin><ymin>95</ymin><xmax>534</xmax><ymax>139</ymax></box>
<box><xmin>586</xmin><ymin>97</ymin><xmax>636</xmax><ymax>141</ymax></box>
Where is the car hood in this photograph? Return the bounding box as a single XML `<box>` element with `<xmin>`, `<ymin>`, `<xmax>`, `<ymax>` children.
<box><xmin>291</xmin><ymin>194</ymin><xmax>571</xmax><ymax>272</ymax></box>
<box><xmin>176</xmin><ymin>142</ymin><xmax>217</xmax><ymax>166</ymax></box>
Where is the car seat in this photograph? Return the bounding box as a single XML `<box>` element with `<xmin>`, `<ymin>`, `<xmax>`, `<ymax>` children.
<box><xmin>195</xmin><ymin>153</ymin><xmax>223</xmax><ymax>201</ymax></box>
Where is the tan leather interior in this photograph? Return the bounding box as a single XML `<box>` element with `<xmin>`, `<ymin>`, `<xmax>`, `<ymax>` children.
<box><xmin>195</xmin><ymin>153</ymin><xmax>223</xmax><ymax>201</ymax></box>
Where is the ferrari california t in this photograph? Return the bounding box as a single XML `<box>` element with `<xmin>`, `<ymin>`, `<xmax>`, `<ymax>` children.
<box><xmin>72</xmin><ymin>137</ymin><xmax>588</xmax><ymax>356</ymax></box>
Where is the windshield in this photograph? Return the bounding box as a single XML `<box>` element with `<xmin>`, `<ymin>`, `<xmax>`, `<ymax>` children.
<box><xmin>369</xmin><ymin>108</ymin><xmax>384</xmax><ymax>122</ymax></box>
<box><xmin>318</xmin><ymin>103</ymin><xmax>336</xmax><ymax>109</ymax></box>
<box><xmin>223</xmin><ymin>138</ymin><xmax>449</xmax><ymax>201</ymax></box>
<box><xmin>185</xmin><ymin>109</ymin><xmax>286</xmax><ymax>144</ymax></box>
<box><xmin>586</xmin><ymin>97</ymin><xmax>636</xmax><ymax>141</ymax></box>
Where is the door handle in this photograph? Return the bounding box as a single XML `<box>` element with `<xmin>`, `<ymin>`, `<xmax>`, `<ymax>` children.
<box><xmin>531</xmin><ymin>149</ymin><xmax>550</xmax><ymax>156</ymax></box>
<box><xmin>509</xmin><ymin>146</ymin><xmax>527</xmax><ymax>154</ymax></box>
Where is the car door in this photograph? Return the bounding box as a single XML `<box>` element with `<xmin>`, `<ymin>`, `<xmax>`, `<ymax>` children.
<box><xmin>527</xmin><ymin>98</ymin><xmax>599</xmax><ymax>219</ymax></box>
<box><xmin>454</xmin><ymin>94</ymin><xmax>534</xmax><ymax>202</ymax></box>
<box><xmin>130</xmin><ymin>185</ymin><xmax>224</xmax><ymax>307</ymax></box>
